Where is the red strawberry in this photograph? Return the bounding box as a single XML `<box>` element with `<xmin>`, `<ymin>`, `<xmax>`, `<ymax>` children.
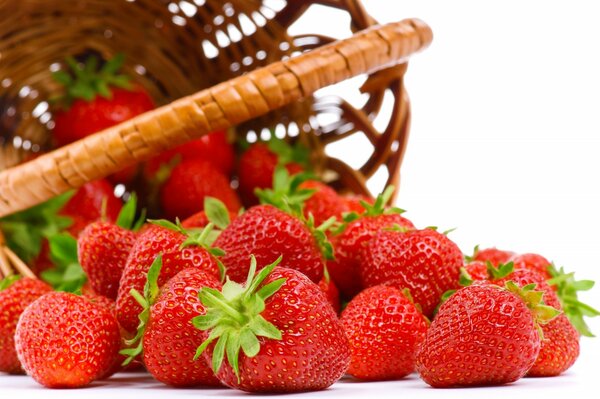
<box><xmin>462</xmin><ymin>260</ymin><xmax>489</xmax><ymax>281</ymax></box>
<box><xmin>142</xmin><ymin>266</ymin><xmax>222</xmax><ymax>386</ymax></box>
<box><xmin>195</xmin><ymin>257</ymin><xmax>350</xmax><ymax>392</ymax></box>
<box><xmin>0</xmin><ymin>277</ymin><xmax>52</xmax><ymax>374</ymax></box>
<box><xmin>510</xmin><ymin>253</ymin><xmax>552</xmax><ymax>279</ymax></box>
<box><xmin>527</xmin><ymin>314</ymin><xmax>580</xmax><ymax>377</ymax></box>
<box><xmin>341</xmin><ymin>194</ymin><xmax>373</xmax><ymax>215</ymax></box>
<box><xmin>15</xmin><ymin>291</ymin><xmax>121</xmax><ymax>388</ymax></box>
<box><xmin>52</xmin><ymin>54</ymin><xmax>154</xmax><ymax>147</ymax></box>
<box><xmin>160</xmin><ymin>159</ymin><xmax>241</xmax><ymax>220</ymax></box>
<box><xmin>493</xmin><ymin>268</ymin><xmax>560</xmax><ymax>308</ymax></box>
<box><xmin>238</xmin><ymin>141</ymin><xmax>305</xmax><ymax>206</ymax></box>
<box><xmin>145</xmin><ymin>130</ymin><xmax>234</xmax><ymax>177</ymax></box>
<box><xmin>360</xmin><ymin>228</ymin><xmax>463</xmax><ymax>318</ymax></box>
<box><xmin>299</xmin><ymin>180</ymin><xmax>345</xmax><ymax>226</ymax></box>
<box><xmin>470</xmin><ymin>246</ymin><xmax>515</xmax><ymax>266</ymax></box>
<box><xmin>214</xmin><ymin>205</ymin><xmax>325</xmax><ymax>283</ymax></box>
<box><xmin>416</xmin><ymin>282</ymin><xmax>559</xmax><ymax>388</ymax></box>
<box><xmin>116</xmin><ymin>223</ymin><xmax>221</xmax><ymax>333</ymax></box>
<box><xmin>319</xmin><ymin>270</ymin><xmax>341</xmax><ymax>314</ymax></box>
<box><xmin>340</xmin><ymin>285</ymin><xmax>428</xmax><ymax>380</ymax></box>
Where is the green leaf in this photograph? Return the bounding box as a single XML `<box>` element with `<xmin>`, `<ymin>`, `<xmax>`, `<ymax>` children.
<box><xmin>257</xmin><ymin>278</ymin><xmax>286</xmax><ymax>301</ymax></box>
<box><xmin>204</xmin><ymin>197</ymin><xmax>231</xmax><ymax>230</ymax></box>
<box><xmin>458</xmin><ymin>267</ymin><xmax>473</xmax><ymax>287</ymax></box>
<box><xmin>225</xmin><ymin>332</ymin><xmax>242</xmax><ymax>379</ymax></box>
<box><xmin>0</xmin><ymin>275</ymin><xmax>21</xmax><ymax>291</ymax></box>
<box><xmin>144</xmin><ymin>254</ymin><xmax>163</xmax><ymax>305</ymax></box>
<box><xmin>212</xmin><ymin>333</ymin><xmax>228</xmax><ymax>373</ymax></box>
<box><xmin>41</xmin><ymin>233</ymin><xmax>86</xmax><ymax>293</ymax></box>
<box><xmin>249</xmin><ymin>316</ymin><xmax>282</xmax><ymax>340</ymax></box>
<box><xmin>116</xmin><ymin>193</ymin><xmax>138</xmax><ymax>230</ymax></box>
<box><xmin>240</xmin><ymin>328</ymin><xmax>261</xmax><ymax>358</ymax></box>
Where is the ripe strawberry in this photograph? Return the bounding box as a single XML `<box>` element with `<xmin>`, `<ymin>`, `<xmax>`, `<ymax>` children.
<box><xmin>341</xmin><ymin>194</ymin><xmax>373</xmax><ymax>215</ymax></box>
<box><xmin>299</xmin><ymin>180</ymin><xmax>345</xmax><ymax>226</ymax></box>
<box><xmin>214</xmin><ymin>205</ymin><xmax>325</xmax><ymax>283</ymax></box>
<box><xmin>527</xmin><ymin>314</ymin><xmax>580</xmax><ymax>377</ymax></box>
<box><xmin>238</xmin><ymin>141</ymin><xmax>305</xmax><ymax>206</ymax></box>
<box><xmin>510</xmin><ymin>253</ymin><xmax>552</xmax><ymax>279</ymax></box>
<box><xmin>52</xmin><ymin>54</ymin><xmax>154</xmax><ymax>147</ymax></box>
<box><xmin>0</xmin><ymin>277</ymin><xmax>52</xmax><ymax>374</ymax></box>
<box><xmin>493</xmin><ymin>268</ymin><xmax>560</xmax><ymax>307</ymax></box>
<box><xmin>340</xmin><ymin>285</ymin><xmax>428</xmax><ymax>380</ymax></box>
<box><xmin>319</xmin><ymin>269</ymin><xmax>341</xmax><ymax>314</ymax></box>
<box><xmin>416</xmin><ymin>282</ymin><xmax>559</xmax><ymax>388</ymax></box>
<box><xmin>194</xmin><ymin>256</ymin><xmax>350</xmax><ymax>392</ymax></box>
<box><xmin>327</xmin><ymin>187</ymin><xmax>414</xmax><ymax>299</ymax></box>
<box><xmin>15</xmin><ymin>291</ymin><xmax>121</xmax><ymax>388</ymax></box>
<box><xmin>116</xmin><ymin>223</ymin><xmax>221</xmax><ymax>333</ymax></box>
<box><xmin>145</xmin><ymin>130</ymin><xmax>234</xmax><ymax>178</ymax></box>
<box><xmin>462</xmin><ymin>260</ymin><xmax>489</xmax><ymax>281</ymax></box>
<box><xmin>141</xmin><ymin>265</ymin><xmax>222</xmax><ymax>386</ymax></box>
<box><xmin>469</xmin><ymin>246</ymin><xmax>515</xmax><ymax>266</ymax></box>
<box><xmin>360</xmin><ymin>228</ymin><xmax>463</xmax><ymax>318</ymax></box>
<box><xmin>160</xmin><ymin>159</ymin><xmax>241</xmax><ymax>220</ymax></box>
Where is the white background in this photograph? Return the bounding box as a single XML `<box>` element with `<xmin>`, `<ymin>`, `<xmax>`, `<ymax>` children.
<box><xmin>2</xmin><ymin>0</ymin><xmax>599</xmax><ymax>397</ymax></box>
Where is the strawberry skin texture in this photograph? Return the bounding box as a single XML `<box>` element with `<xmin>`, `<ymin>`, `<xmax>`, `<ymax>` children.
<box><xmin>0</xmin><ymin>278</ymin><xmax>52</xmax><ymax>374</ymax></box>
<box><xmin>144</xmin><ymin>268</ymin><xmax>222</xmax><ymax>387</ymax></box>
<box><xmin>204</xmin><ymin>268</ymin><xmax>350</xmax><ymax>392</ymax></box>
<box><xmin>510</xmin><ymin>253</ymin><xmax>552</xmax><ymax>279</ymax></box>
<box><xmin>340</xmin><ymin>284</ymin><xmax>428</xmax><ymax>380</ymax></box>
<box><xmin>318</xmin><ymin>275</ymin><xmax>341</xmax><ymax>314</ymax></box>
<box><xmin>237</xmin><ymin>143</ymin><xmax>303</xmax><ymax>206</ymax></box>
<box><xmin>493</xmin><ymin>268</ymin><xmax>561</xmax><ymax>308</ymax></box>
<box><xmin>416</xmin><ymin>283</ymin><xmax>541</xmax><ymax>388</ymax></box>
<box><xmin>300</xmin><ymin>181</ymin><xmax>345</xmax><ymax>226</ymax></box>
<box><xmin>53</xmin><ymin>86</ymin><xmax>154</xmax><ymax>147</ymax></box>
<box><xmin>360</xmin><ymin>229</ymin><xmax>463</xmax><ymax>317</ymax></box>
<box><xmin>160</xmin><ymin>159</ymin><xmax>241</xmax><ymax>220</ymax></box>
<box><xmin>328</xmin><ymin>214</ymin><xmax>415</xmax><ymax>300</ymax></box>
<box><xmin>181</xmin><ymin>210</ymin><xmax>238</xmax><ymax>229</ymax></box>
<box><xmin>463</xmin><ymin>260</ymin><xmax>489</xmax><ymax>281</ymax></box>
<box><xmin>15</xmin><ymin>292</ymin><xmax>121</xmax><ymax>388</ymax></box>
<box><xmin>527</xmin><ymin>314</ymin><xmax>580</xmax><ymax>377</ymax></box>
<box><xmin>214</xmin><ymin>205</ymin><xmax>325</xmax><ymax>283</ymax></box>
<box><xmin>472</xmin><ymin>247</ymin><xmax>515</xmax><ymax>266</ymax></box>
<box><xmin>116</xmin><ymin>225</ymin><xmax>220</xmax><ymax>333</ymax></box>
<box><xmin>78</xmin><ymin>222</ymin><xmax>136</xmax><ymax>300</ymax></box>
<box><xmin>341</xmin><ymin>194</ymin><xmax>373</xmax><ymax>215</ymax></box>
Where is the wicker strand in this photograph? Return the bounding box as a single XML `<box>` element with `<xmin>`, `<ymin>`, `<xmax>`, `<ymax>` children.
<box><xmin>0</xmin><ymin>18</ymin><xmax>432</xmax><ymax>217</ymax></box>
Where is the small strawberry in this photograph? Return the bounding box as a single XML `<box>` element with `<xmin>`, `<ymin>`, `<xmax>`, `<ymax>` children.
<box><xmin>213</xmin><ymin>204</ymin><xmax>325</xmax><ymax>283</ymax></box>
<box><xmin>160</xmin><ymin>159</ymin><xmax>241</xmax><ymax>221</ymax></box>
<box><xmin>15</xmin><ymin>291</ymin><xmax>121</xmax><ymax>388</ymax></box>
<box><xmin>416</xmin><ymin>282</ymin><xmax>559</xmax><ymax>388</ymax></box>
<box><xmin>194</xmin><ymin>256</ymin><xmax>350</xmax><ymax>392</ymax></box>
<box><xmin>52</xmin><ymin>54</ymin><xmax>154</xmax><ymax>147</ymax></box>
<box><xmin>115</xmin><ymin>222</ymin><xmax>222</xmax><ymax>333</ymax></box>
<box><xmin>468</xmin><ymin>246</ymin><xmax>515</xmax><ymax>266</ymax></box>
<box><xmin>360</xmin><ymin>228</ymin><xmax>463</xmax><ymax>318</ymax></box>
<box><xmin>237</xmin><ymin>140</ymin><xmax>306</xmax><ymax>206</ymax></box>
<box><xmin>0</xmin><ymin>277</ymin><xmax>52</xmax><ymax>374</ymax></box>
<box><xmin>299</xmin><ymin>180</ymin><xmax>345</xmax><ymax>226</ymax></box>
<box><xmin>78</xmin><ymin>194</ymin><xmax>142</xmax><ymax>299</ymax></box>
<box><xmin>341</xmin><ymin>194</ymin><xmax>373</xmax><ymax>215</ymax></box>
<box><xmin>462</xmin><ymin>260</ymin><xmax>489</xmax><ymax>281</ymax></box>
<box><xmin>340</xmin><ymin>285</ymin><xmax>428</xmax><ymax>381</ymax></box>
<box><xmin>327</xmin><ymin>187</ymin><xmax>414</xmax><ymax>299</ymax></box>
<box><xmin>510</xmin><ymin>253</ymin><xmax>552</xmax><ymax>279</ymax></box>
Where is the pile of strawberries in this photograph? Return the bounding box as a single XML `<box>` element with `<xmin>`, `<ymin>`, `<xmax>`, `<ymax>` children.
<box><xmin>0</xmin><ymin>54</ymin><xmax>597</xmax><ymax>392</ymax></box>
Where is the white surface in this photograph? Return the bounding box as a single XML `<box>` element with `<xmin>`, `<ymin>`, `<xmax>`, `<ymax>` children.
<box><xmin>2</xmin><ymin>0</ymin><xmax>600</xmax><ymax>396</ymax></box>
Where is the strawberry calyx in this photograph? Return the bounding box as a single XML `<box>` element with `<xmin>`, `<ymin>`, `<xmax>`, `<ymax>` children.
<box><xmin>504</xmin><ymin>280</ymin><xmax>561</xmax><ymax>338</ymax></box>
<box><xmin>52</xmin><ymin>53</ymin><xmax>132</xmax><ymax>107</ymax></box>
<box><xmin>115</xmin><ymin>193</ymin><xmax>146</xmax><ymax>231</ymax></box>
<box><xmin>40</xmin><ymin>233</ymin><xmax>87</xmax><ymax>293</ymax></box>
<box><xmin>120</xmin><ymin>254</ymin><xmax>163</xmax><ymax>365</ymax></box>
<box><xmin>487</xmin><ymin>261</ymin><xmax>515</xmax><ymax>280</ymax></box>
<box><xmin>193</xmin><ymin>255</ymin><xmax>286</xmax><ymax>381</ymax></box>
<box><xmin>464</xmin><ymin>244</ymin><xmax>480</xmax><ymax>263</ymax></box>
<box><xmin>204</xmin><ymin>197</ymin><xmax>233</xmax><ymax>230</ymax></box>
<box><xmin>0</xmin><ymin>274</ymin><xmax>21</xmax><ymax>291</ymax></box>
<box><xmin>547</xmin><ymin>264</ymin><xmax>600</xmax><ymax>337</ymax></box>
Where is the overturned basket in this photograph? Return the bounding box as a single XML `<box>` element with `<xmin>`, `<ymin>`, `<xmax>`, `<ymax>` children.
<box><xmin>0</xmin><ymin>0</ymin><xmax>432</xmax><ymax>217</ymax></box>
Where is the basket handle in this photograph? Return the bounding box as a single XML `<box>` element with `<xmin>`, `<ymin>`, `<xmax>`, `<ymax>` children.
<box><xmin>0</xmin><ymin>18</ymin><xmax>432</xmax><ymax>217</ymax></box>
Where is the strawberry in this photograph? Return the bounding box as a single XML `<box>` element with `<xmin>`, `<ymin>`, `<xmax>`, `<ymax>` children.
<box><xmin>15</xmin><ymin>291</ymin><xmax>121</xmax><ymax>388</ymax></box>
<box><xmin>360</xmin><ymin>228</ymin><xmax>463</xmax><ymax>318</ymax></box>
<box><xmin>510</xmin><ymin>253</ymin><xmax>552</xmax><ymax>279</ymax></box>
<box><xmin>341</xmin><ymin>194</ymin><xmax>373</xmax><ymax>215</ymax></box>
<box><xmin>319</xmin><ymin>268</ymin><xmax>341</xmax><ymax>314</ymax></box>
<box><xmin>52</xmin><ymin>54</ymin><xmax>154</xmax><ymax>147</ymax></box>
<box><xmin>213</xmin><ymin>204</ymin><xmax>325</xmax><ymax>283</ymax></box>
<box><xmin>160</xmin><ymin>159</ymin><xmax>241</xmax><ymax>221</ymax></box>
<box><xmin>145</xmin><ymin>130</ymin><xmax>234</xmax><ymax>178</ymax></box>
<box><xmin>416</xmin><ymin>282</ymin><xmax>559</xmax><ymax>388</ymax></box>
<box><xmin>462</xmin><ymin>260</ymin><xmax>489</xmax><ymax>281</ymax></box>
<box><xmin>237</xmin><ymin>140</ymin><xmax>306</xmax><ymax>206</ymax></box>
<box><xmin>77</xmin><ymin>195</ymin><xmax>141</xmax><ymax>299</ymax></box>
<box><xmin>327</xmin><ymin>187</ymin><xmax>414</xmax><ymax>299</ymax></box>
<box><xmin>299</xmin><ymin>180</ymin><xmax>345</xmax><ymax>226</ymax></box>
<box><xmin>468</xmin><ymin>246</ymin><xmax>515</xmax><ymax>266</ymax></box>
<box><xmin>194</xmin><ymin>256</ymin><xmax>350</xmax><ymax>392</ymax></box>
<box><xmin>115</xmin><ymin>222</ymin><xmax>222</xmax><ymax>333</ymax></box>
<box><xmin>0</xmin><ymin>277</ymin><xmax>52</xmax><ymax>374</ymax></box>
<box><xmin>340</xmin><ymin>285</ymin><xmax>428</xmax><ymax>380</ymax></box>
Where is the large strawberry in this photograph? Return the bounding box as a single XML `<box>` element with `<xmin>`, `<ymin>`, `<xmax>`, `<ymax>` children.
<box><xmin>327</xmin><ymin>187</ymin><xmax>414</xmax><ymax>300</ymax></box>
<box><xmin>340</xmin><ymin>284</ymin><xmax>428</xmax><ymax>381</ymax></box>
<box><xmin>15</xmin><ymin>291</ymin><xmax>121</xmax><ymax>388</ymax></box>
<box><xmin>237</xmin><ymin>140</ymin><xmax>306</xmax><ymax>206</ymax></box>
<box><xmin>115</xmin><ymin>222</ymin><xmax>222</xmax><ymax>333</ymax></box>
<box><xmin>121</xmin><ymin>257</ymin><xmax>222</xmax><ymax>387</ymax></box>
<box><xmin>213</xmin><ymin>204</ymin><xmax>325</xmax><ymax>283</ymax></box>
<box><xmin>52</xmin><ymin>54</ymin><xmax>154</xmax><ymax>147</ymax></box>
<box><xmin>160</xmin><ymin>159</ymin><xmax>241</xmax><ymax>220</ymax></box>
<box><xmin>0</xmin><ymin>277</ymin><xmax>53</xmax><ymax>374</ymax></box>
<box><xmin>194</xmin><ymin>256</ymin><xmax>350</xmax><ymax>392</ymax></box>
<box><xmin>416</xmin><ymin>282</ymin><xmax>559</xmax><ymax>388</ymax></box>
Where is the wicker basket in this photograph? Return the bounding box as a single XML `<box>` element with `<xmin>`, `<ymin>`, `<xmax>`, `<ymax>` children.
<box><xmin>0</xmin><ymin>0</ymin><xmax>432</xmax><ymax>217</ymax></box>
